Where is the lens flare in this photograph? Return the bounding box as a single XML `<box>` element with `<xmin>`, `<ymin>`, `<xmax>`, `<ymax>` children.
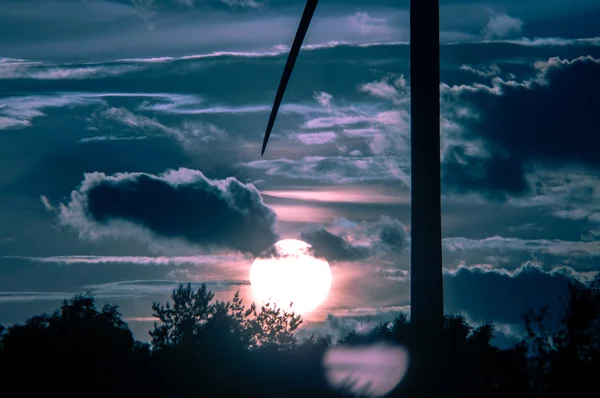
<box><xmin>323</xmin><ymin>344</ymin><xmax>410</xmax><ymax>397</ymax></box>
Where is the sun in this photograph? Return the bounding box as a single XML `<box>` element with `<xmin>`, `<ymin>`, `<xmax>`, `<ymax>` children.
<box><xmin>250</xmin><ymin>239</ymin><xmax>332</xmax><ymax>314</ymax></box>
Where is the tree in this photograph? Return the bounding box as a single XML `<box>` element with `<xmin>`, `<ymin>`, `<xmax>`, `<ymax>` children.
<box><xmin>147</xmin><ymin>283</ymin><xmax>311</xmax><ymax>397</ymax></box>
<box><xmin>245</xmin><ymin>301</ymin><xmax>303</xmax><ymax>351</ymax></box>
<box><xmin>149</xmin><ymin>283</ymin><xmax>303</xmax><ymax>353</ymax></box>
<box><xmin>0</xmin><ymin>294</ymin><xmax>144</xmax><ymax>397</ymax></box>
<box><xmin>523</xmin><ymin>279</ymin><xmax>600</xmax><ymax>397</ymax></box>
<box><xmin>149</xmin><ymin>282</ymin><xmax>214</xmax><ymax>352</ymax></box>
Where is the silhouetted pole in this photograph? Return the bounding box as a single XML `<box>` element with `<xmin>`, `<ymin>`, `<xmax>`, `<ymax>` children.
<box><xmin>410</xmin><ymin>0</ymin><xmax>443</xmax><ymax>337</ymax></box>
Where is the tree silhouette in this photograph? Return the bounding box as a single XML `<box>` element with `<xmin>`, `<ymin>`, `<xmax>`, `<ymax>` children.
<box><xmin>1</xmin><ymin>278</ymin><xmax>599</xmax><ymax>398</ymax></box>
<box><xmin>150</xmin><ymin>282</ymin><xmax>215</xmax><ymax>352</ymax></box>
<box><xmin>149</xmin><ymin>283</ymin><xmax>302</xmax><ymax>353</ymax></box>
<box><xmin>523</xmin><ymin>277</ymin><xmax>600</xmax><ymax>397</ymax></box>
<box><xmin>245</xmin><ymin>301</ymin><xmax>303</xmax><ymax>351</ymax></box>
<box><xmin>147</xmin><ymin>283</ymin><xmax>316</xmax><ymax>397</ymax></box>
<box><xmin>0</xmin><ymin>293</ymin><xmax>150</xmax><ymax>397</ymax></box>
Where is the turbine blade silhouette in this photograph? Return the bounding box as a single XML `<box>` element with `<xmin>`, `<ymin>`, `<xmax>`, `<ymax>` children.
<box><xmin>261</xmin><ymin>0</ymin><xmax>319</xmax><ymax>156</ymax></box>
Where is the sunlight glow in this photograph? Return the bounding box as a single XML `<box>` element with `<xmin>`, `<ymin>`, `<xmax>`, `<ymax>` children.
<box><xmin>250</xmin><ymin>239</ymin><xmax>332</xmax><ymax>314</ymax></box>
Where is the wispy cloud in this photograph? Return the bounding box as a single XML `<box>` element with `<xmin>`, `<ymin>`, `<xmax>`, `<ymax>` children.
<box><xmin>0</xmin><ymin>94</ymin><xmax>104</xmax><ymax>130</ymax></box>
<box><xmin>261</xmin><ymin>186</ymin><xmax>408</xmax><ymax>204</ymax></box>
<box><xmin>442</xmin><ymin>235</ymin><xmax>600</xmax><ymax>258</ymax></box>
<box><xmin>0</xmin><ymin>279</ymin><xmax>250</xmax><ymax>303</ymax></box>
<box><xmin>0</xmin><ymin>116</ymin><xmax>31</xmax><ymax>130</ymax></box>
<box><xmin>78</xmin><ymin>135</ymin><xmax>149</xmax><ymax>143</ymax></box>
<box><xmin>0</xmin><ymin>58</ymin><xmax>141</xmax><ymax>80</ymax></box>
<box><xmin>243</xmin><ymin>156</ymin><xmax>411</xmax><ymax>186</ymax></box>
<box><xmin>82</xmin><ymin>279</ymin><xmax>249</xmax><ymax>297</ymax></box>
<box><xmin>0</xmin><ymin>291</ymin><xmax>77</xmax><ymax>303</ymax></box>
<box><xmin>357</xmin><ymin>74</ymin><xmax>409</xmax><ymax>105</ymax></box>
<box><xmin>478</xmin><ymin>37</ymin><xmax>600</xmax><ymax>47</ymax></box>
<box><xmin>87</xmin><ymin>106</ymin><xmax>226</xmax><ymax>147</ymax></box>
<box><xmin>442</xmin><ymin>55</ymin><xmax>600</xmax><ymax>96</ymax></box>
<box><xmin>4</xmin><ymin>254</ymin><xmax>250</xmax><ymax>266</ymax></box>
<box><xmin>0</xmin><ymin>92</ymin><xmax>200</xmax><ymax>131</ymax></box>
<box><xmin>295</xmin><ymin>132</ymin><xmax>337</xmax><ymax>145</ymax></box>
<box><xmin>460</xmin><ymin>64</ymin><xmax>502</xmax><ymax>78</ymax></box>
<box><xmin>482</xmin><ymin>11</ymin><xmax>524</xmax><ymax>40</ymax></box>
<box><xmin>39</xmin><ymin>195</ymin><xmax>56</xmax><ymax>213</ymax></box>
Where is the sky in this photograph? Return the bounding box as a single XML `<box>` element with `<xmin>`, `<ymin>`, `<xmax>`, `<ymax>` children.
<box><xmin>1</xmin><ymin>0</ymin><xmax>600</xmax><ymax>346</ymax></box>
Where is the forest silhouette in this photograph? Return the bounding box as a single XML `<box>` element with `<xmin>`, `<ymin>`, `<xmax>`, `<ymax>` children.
<box><xmin>1</xmin><ymin>276</ymin><xmax>599</xmax><ymax>398</ymax></box>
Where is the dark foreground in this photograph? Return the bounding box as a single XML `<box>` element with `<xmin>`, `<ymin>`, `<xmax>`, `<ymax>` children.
<box><xmin>1</xmin><ymin>278</ymin><xmax>599</xmax><ymax>398</ymax></box>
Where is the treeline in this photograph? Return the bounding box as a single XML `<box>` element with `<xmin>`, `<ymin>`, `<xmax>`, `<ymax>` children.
<box><xmin>0</xmin><ymin>278</ymin><xmax>599</xmax><ymax>398</ymax></box>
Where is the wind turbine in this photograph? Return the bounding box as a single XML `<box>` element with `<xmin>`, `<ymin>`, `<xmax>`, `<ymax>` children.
<box><xmin>260</xmin><ymin>0</ymin><xmax>443</xmax><ymax>352</ymax></box>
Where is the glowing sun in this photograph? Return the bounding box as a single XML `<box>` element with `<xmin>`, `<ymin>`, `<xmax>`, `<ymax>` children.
<box><xmin>250</xmin><ymin>239</ymin><xmax>332</xmax><ymax>314</ymax></box>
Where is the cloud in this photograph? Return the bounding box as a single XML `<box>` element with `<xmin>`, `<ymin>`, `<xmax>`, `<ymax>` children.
<box><xmin>500</xmin><ymin>167</ymin><xmax>600</xmax><ymax>236</ymax></box>
<box><xmin>442</xmin><ymin>235</ymin><xmax>600</xmax><ymax>259</ymax></box>
<box><xmin>242</xmin><ymin>69</ymin><xmax>479</xmax><ymax>187</ymax></box>
<box><xmin>481</xmin><ymin>37</ymin><xmax>600</xmax><ymax>47</ymax></box>
<box><xmin>268</xmin><ymin>204</ymin><xmax>341</xmax><ymax>223</ymax></box>
<box><xmin>4</xmin><ymin>253</ymin><xmax>249</xmax><ymax>266</ymax></box>
<box><xmin>442</xmin><ymin>55</ymin><xmax>600</xmax><ymax>199</ymax></box>
<box><xmin>0</xmin><ymin>291</ymin><xmax>79</xmax><ymax>303</ymax></box>
<box><xmin>358</xmin><ymin>74</ymin><xmax>408</xmax><ymax>105</ymax></box>
<box><xmin>88</xmin><ymin>106</ymin><xmax>226</xmax><ymax>147</ymax></box>
<box><xmin>241</xmin><ymin>73</ymin><xmax>416</xmax><ymax>185</ymax></box>
<box><xmin>82</xmin><ymin>279</ymin><xmax>249</xmax><ymax>297</ymax></box>
<box><xmin>0</xmin><ymin>116</ymin><xmax>31</xmax><ymax>130</ymax></box>
<box><xmin>141</xmin><ymin>99</ymin><xmax>325</xmax><ymax>116</ymax></box>
<box><xmin>56</xmin><ymin>168</ymin><xmax>278</xmax><ymax>254</ymax></box>
<box><xmin>460</xmin><ymin>64</ymin><xmax>502</xmax><ymax>78</ymax></box>
<box><xmin>303</xmin><ymin>115</ymin><xmax>373</xmax><ymax>130</ymax></box>
<box><xmin>314</xmin><ymin>91</ymin><xmax>334</xmax><ymax>110</ymax></box>
<box><xmin>444</xmin><ymin>262</ymin><xmax>584</xmax><ymax>324</ymax></box>
<box><xmin>302</xmin><ymin>228</ymin><xmax>371</xmax><ymax>262</ymax></box>
<box><xmin>0</xmin><ymin>92</ymin><xmax>200</xmax><ymax>131</ymax></box>
<box><xmin>0</xmin><ymin>279</ymin><xmax>249</xmax><ymax>303</ymax></box>
<box><xmin>304</xmin><ymin>261</ymin><xmax>590</xmax><ymax>343</ymax></box>
<box><xmin>40</xmin><ymin>195</ymin><xmax>56</xmax><ymax>213</ymax></box>
<box><xmin>219</xmin><ymin>0</ymin><xmax>263</xmax><ymax>10</ymax></box>
<box><xmin>260</xmin><ymin>186</ymin><xmax>408</xmax><ymax>204</ymax></box>
<box><xmin>0</xmin><ymin>94</ymin><xmax>104</xmax><ymax>131</ymax></box>
<box><xmin>295</xmin><ymin>132</ymin><xmax>337</xmax><ymax>145</ymax></box>
<box><xmin>482</xmin><ymin>11</ymin><xmax>524</xmax><ymax>39</ymax></box>
<box><xmin>0</xmin><ymin>58</ymin><xmax>141</xmax><ymax>80</ymax></box>
<box><xmin>0</xmin><ymin>237</ymin><xmax>16</xmax><ymax>245</ymax></box>
<box><xmin>301</xmin><ymin>216</ymin><xmax>408</xmax><ymax>262</ymax></box>
<box><xmin>243</xmin><ymin>156</ymin><xmax>411</xmax><ymax>186</ymax></box>
<box><xmin>78</xmin><ymin>135</ymin><xmax>149</xmax><ymax>143</ymax></box>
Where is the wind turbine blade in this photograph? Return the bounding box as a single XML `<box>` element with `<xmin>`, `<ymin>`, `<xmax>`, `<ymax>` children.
<box><xmin>261</xmin><ymin>0</ymin><xmax>319</xmax><ymax>156</ymax></box>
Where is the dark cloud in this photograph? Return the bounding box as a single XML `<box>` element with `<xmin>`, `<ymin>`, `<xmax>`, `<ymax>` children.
<box><xmin>443</xmin><ymin>56</ymin><xmax>600</xmax><ymax>198</ymax></box>
<box><xmin>302</xmin><ymin>228</ymin><xmax>370</xmax><ymax>262</ymax></box>
<box><xmin>57</xmin><ymin>168</ymin><xmax>278</xmax><ymax>254</ymax></box>
<box><xmin>444</xmin><ymin>262</ymin><xmax>580</xmax><ymax>325</ymax></box>
<box><xmin>301</xmin><ymin>216</ymin><xmax>408</xmax><ymax>262</ymax></box>
<box><xmin>376</xmin><ymin>216</ymin><xmax>408</xmax><ymax>253</ymax></box>
<box><xmin>443</xmin><ymin>146</ymin><xmax>528</xmax><ymax>199</ymax></box>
